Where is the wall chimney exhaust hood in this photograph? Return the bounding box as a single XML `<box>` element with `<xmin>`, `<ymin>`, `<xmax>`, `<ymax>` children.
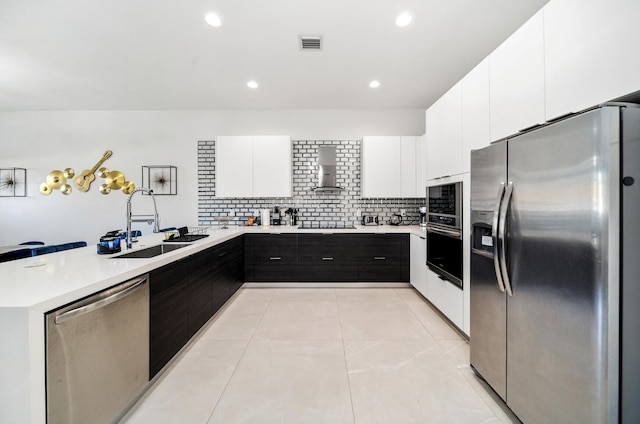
<box><xmin>312</xmin><ymin>146</ymin><xmax>343</xmax><ymax>191</ymax></box>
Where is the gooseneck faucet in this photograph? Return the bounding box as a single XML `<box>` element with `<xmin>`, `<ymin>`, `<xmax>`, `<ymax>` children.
<box><xmin>126</xmin><ymin>188</ymin><xmax>160</xmax><ymax>248</ymax></box>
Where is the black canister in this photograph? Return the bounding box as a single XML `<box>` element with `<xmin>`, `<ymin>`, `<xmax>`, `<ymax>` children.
<box><xmin>97</xmin><ymin>230</ymin><xmax>122</xmax><ymax>254</ymax></box>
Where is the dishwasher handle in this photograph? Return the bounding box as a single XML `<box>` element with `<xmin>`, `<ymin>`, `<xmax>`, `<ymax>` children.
<box><xmin>54</xmin><ymin>276</ymin><xmax>148</xmax><ymax>325</ymax></box>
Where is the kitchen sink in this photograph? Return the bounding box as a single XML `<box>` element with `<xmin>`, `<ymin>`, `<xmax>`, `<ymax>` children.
<box><xmin>113</xmin><ymin>243</ymin><xmax>190</xmax><ymax>259</ymax></box>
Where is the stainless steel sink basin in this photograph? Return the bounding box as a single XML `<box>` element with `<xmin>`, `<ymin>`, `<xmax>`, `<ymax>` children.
<box><xmin>113</xmin><ymin>243</ymin><xmax>190</xmax><ymax>258</ymax></box>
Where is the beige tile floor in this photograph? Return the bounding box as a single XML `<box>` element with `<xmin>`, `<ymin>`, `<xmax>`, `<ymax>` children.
<box><xmin>121</xmin><ymin>288</ymin><xmax>521</xmax><ymax>424</ymax></box>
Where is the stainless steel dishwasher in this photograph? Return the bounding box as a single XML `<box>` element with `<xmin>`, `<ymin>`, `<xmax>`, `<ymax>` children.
<box><xmin>46</xmin><ymin>275</ymin><xmax>149</xmax><ymax>424</ymax></box>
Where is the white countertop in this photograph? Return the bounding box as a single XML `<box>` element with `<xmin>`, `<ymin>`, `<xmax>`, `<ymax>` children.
<box><xmin>0</xmin><ymin>223</ymin><xmax>425</xmax><ymax>424</ymax></box>
<box><xmin>0</xmin><ymin>224</ymin><xmax>425</xmax><ymax>312</ymax></box>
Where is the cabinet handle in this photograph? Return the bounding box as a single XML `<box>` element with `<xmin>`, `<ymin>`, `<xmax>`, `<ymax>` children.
<box><xmin>218</xmin><ymin>252</ymin><xmax>228</xmax><ymax>257</ymax></box>
<box><xmin>374</xmin><ymin>256</ymin><xmax>386</xmax><ymax>260</ymax></box>
<box><xmin>270</xmin><ymin>256</ymin><xmax>282</xmax><ymax>261</ymax></box>
<box><xmin>54</xmin><ymin>276</ymin><xmax>147</xmax><ymax>325</ymax></box>
<box><xmin>322</xmin><ymin>257</ymin><xmax>334</xmax><ymax>261</ymax></box>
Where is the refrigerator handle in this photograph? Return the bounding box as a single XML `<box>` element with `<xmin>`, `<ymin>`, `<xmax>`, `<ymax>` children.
<box><xmin>492</xmin><ymin>183</ymin><xmax>506</xmax><ymax>293</ymax></box>
<box><xmin>499</xmin><ymin>182</ymin><xmax>514</xmax><ymax>296</ymax></box>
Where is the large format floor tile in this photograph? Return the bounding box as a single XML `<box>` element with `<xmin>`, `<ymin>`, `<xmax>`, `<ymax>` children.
<box><xmin>208</xmin><ymin>340</ymin><xmax>353</xmax><ymax>424</ymax></box>
<box><xmin>123</xmin><ymin>340</ymin><xmax>249</xmax><ymax>424</ymax></box>
<box><xmin>200</xmin><ymin>288</ymin><xmax>276</xmax><ymax>340</ymax></box>
<box><xmin>337</xmin><ymin>288</ymin><xmax>433</xmax><ymax>341</ymax></box>
<box><xmin>345</xmin><ymin>339</ymin><xmax>497</xmax><ymax>424</ymax></box>
<box><xmin>253</xmin><ymin>289</ymin><xmax>342</xmax><ymax>341</ymax></box>
<box><xmin>396</xmin><ymin>288</ymin><xmax>464</xmax><ymax>340</ymax></box>
<box><xmin>122</xmin><ymin>288</ymin><xmax>516</xmax><ymax>424</ymax></box>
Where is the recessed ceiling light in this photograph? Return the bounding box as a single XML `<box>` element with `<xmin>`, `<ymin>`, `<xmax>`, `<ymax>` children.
<box><xmin>247</xmin><ymin>81</ymin><xmax>258</xmax><ymax>89</ymax></box>
<box><xmin>396</xmin><ymin>12</ymin><xmax>413</xmax><ymax>27</ymax></box>
<box><xmin>205</xmin><ymin>13</ymin><xmax>222</xmax><ymax>27</ymax></box>
<box><xmin>369</xmin><ymin>80</ymin><xmax>381</xmax><ymax>88</ymax></box>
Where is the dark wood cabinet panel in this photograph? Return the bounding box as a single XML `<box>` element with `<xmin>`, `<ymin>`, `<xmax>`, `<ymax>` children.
<box><xmin>357</xmin><ymin>234</ymin><xmax>410</xmax><ymax>282</ymax></box>
<box><xmin>187</xmin><ymin>248</ymin><xmax>214</xmax><ymax>339</ymax></box>
<box><xmin>150</xmin><ymin>237</ymin><xmax>245</xmax><ymax>379</ymax></box>
<box><xmin>245</xmin><ymin>234</ymin><xmax>297</xmax><ymax>281</ymax></box>
<box><xmin>246</xmin><ymin>232</ymin><xmax>409</xmax><ymax>283</ymax></box>
<box><xmin>149</xmin><ymin>258</ymin><xmax>190</xmax><ymax>378</ymax></box>
<box><xmin>298</xmin><ymin>234</ymin><xmax>358</xmax><ymax>281</ymax></box>
<box><xmin>211</xmin><ymin>236</ymin><xmax>244</xmax><ymax>310</ymax></box>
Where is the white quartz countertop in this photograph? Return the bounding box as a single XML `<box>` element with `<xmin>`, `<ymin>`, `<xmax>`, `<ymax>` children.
<box><xmin>0</xmin><ymin>225</ymin><xmax>425</xmax><ymax>312</ymax></box>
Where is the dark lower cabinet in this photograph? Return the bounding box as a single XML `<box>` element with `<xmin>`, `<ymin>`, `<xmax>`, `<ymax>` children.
<box><xmin>246</xmin><ymin>233</ymin><xmax>409</xmax><ymax>283</ymax></box>
<box><xmin>357</xmin><ymin>234</ymin><xmax>410</xmax><ymax>282</ymax></box>
<box><xmin>297</xmin><ymin>234</ymin><xmax>358</xmax><ymax>281</ymax></box>
<box><xmin>149</xmin><ymin>237</ymin><xmax>244</xmax><ymax>379</ymax></box>
<box><xmin>187</xmin><ymin>247</ymin><xmax>215</xmax><ymax>339</ymax></box>
<box><xmin>149</xmin><ymin>257</ymin><xmax>191</xmax><ymax>378</ymax></box>
<box><xmin>245</xmin><ymin>234</ymin><xmax>298</xmax><ymax>281</ymax></box>
<box><xmin>211</xmin><ymin>236</ymin><xmax>244</xmax><ymax>311</ymax></box>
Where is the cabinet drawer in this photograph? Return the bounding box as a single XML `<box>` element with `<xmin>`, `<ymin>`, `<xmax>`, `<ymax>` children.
<box><xmin>251</xmin><ymin>234</ymin><xmax>297</xmax><ymax>262</ymax></box>
<box><xmin>298</xmin><ymin>234</ymin><xmax>358</xmax><ymax>281</ymax></box>
<box><xmin>245</xmin><ymin>234</ymin><xmax>297</xmax><ymax>282</ymax></box>
<box><xmin>358</xmin><ymin>234</ymin><xmax>404</xmax><ymax>259</ymax></box>
<box><xmin>357</xmin><ymin>234</ymin><xmax>409</xmax><ymax>282</ymax></box>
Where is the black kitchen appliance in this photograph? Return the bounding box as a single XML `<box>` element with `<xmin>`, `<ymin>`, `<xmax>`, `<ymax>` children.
<box><xmin>97</xmin><ymin>230</ymin><xmax>121</xmax><ymax>254</ymax></box>
<box><xmin>389</xmin><ymin>214</ymin><xmax>403</xmax><ymax>226</ymax></box>
<box><xmin>426</xmin><ymin>182</ymin><xmax>463</xmax><ymax>288</ymax></box>
<box><xmin>361</xmin><ymin>215</ymin><xmax>379</xmax><ymax>226</ymax></box>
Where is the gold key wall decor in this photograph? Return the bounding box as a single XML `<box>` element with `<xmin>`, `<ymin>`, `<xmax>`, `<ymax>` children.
<box><xmin>40</xmin><ymin>151</ymin><xmax>135</xmax><ymax>196</ymax></box>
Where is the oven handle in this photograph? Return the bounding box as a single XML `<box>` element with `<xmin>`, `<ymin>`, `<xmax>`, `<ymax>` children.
<box><xmin>492</xmin><ymin>183</ymin><xmax>506</xmax><ymax>293</ymax></box>
<box><xmin>426</xmin><ymin>226</ymin><xmax>461</xmax><ymax>239</ymax></box>
<box><xmin>498</xmin><ymin>182</ymin><xmax>514</xmax><ymax>297</ymax></box>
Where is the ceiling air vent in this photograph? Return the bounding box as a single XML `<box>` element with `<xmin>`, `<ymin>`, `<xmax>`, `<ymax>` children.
<box><xmin>299</xmin><ymin>35</ymin><xmax>322</xmax><ymax>51</ymax></box>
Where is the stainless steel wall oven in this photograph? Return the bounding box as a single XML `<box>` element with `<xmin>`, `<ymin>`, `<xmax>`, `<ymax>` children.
<box><xmin>426</xmin><ymin>181</ymin><xmax>463</xmax><ymax>288</ymax></box>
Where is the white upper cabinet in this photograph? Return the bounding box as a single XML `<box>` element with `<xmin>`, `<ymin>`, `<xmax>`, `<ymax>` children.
<box><xmin>426</xmin><ymin>101</ymin><xmax>443</xmax><ymax>180</ymax></box>
<box><xmin>544</xmin><ymin>0</ymin><xmax>640</xmax><ymax>120</ymax></box>
<box><xmin>440</xmin><ymin>82</ymin><xmax>463</xmax><ymax>177</ymax></box>
<box><xmin>253</xmin><ymin>136</ymin><xmax>292</xmax><ymax>197</ymax></box>
<box><xmin>415</xmin><ymin>134</ymin><xmax>427</xmax><ymax>197</ymax></box>
<box><xmin>216</xmin><ymin>135</ymin><xmax>291</xmax><ymax>198</ymax></box>
<box><xmin>401</xmin><ymin>136</ymin><xmax>417</xmax><ymax>198</ymax></box>
<box><xmin>216</xmin><ymin>136</ymin><xmax>254</xmax><ymax>197</ymax></box>
<box><xmin>362</xmin><ymin>136</ymin><xmax>422</xmax><ymax>197</ymax></box>
<box><xmin>461</xmin><ymin>58</ymin><xmax>491</xmax><ymax>173</ymax></box>
<box><xmin>490</xmin><ymin>10</ymin><xmax>545</xmax><ymax>141</ymax></box>
<box><xmin>426</xmin><ymin>82</ymin><xmax>463</xmax><ymax>181</ymax></box>
<box><xmin>361</xmin><ymin>136</ymin><xmax>402</xmax><ymax>197</ymax></box>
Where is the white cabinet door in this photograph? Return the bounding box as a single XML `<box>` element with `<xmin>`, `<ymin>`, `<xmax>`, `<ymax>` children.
<box><xmin>544</xmin><ymin>0</ymin><xmax>640</xmax><ymax>120</ymax></box>
<box><xmin>410</xmin><ymin>234</ymin><xmax>428</xmax><ymax>298</ymax></box>
<box><xmin>415</xmin><ymin>134</ymin><xmax>427</xmax><ymax>198</ymax></box>
<box><xmin>462</xmin><ymin>58</ymin><xmax>491</xmax><ymax>173</ymax></box>
<box><xmin>400</xmin><ymin>136</ymin><xmax>417</xmax><ymax>197</ymax></box>
<box><xmin>426</xmin><ymin>101</ymin><xmax>443</xmax><ymax>180</ymax></box>
<box><xmin>361</xmin><ymin>136</ymin><xmax>401</xmax><ymax>197</ymax></box>
<box><xmin>490</xmin><ymin>10</ymin><xmax>545</xmax><ymax>140</ymax></box>
<box><xmin>440</xmin><ymin>82</ymin><xmax>463</xmax><ymax>177</ymax></box>
<box><xmin>216</xmin><ymin>136</ymin><xmax>254</xmax><ymax>197</ymax></box>
<box><xmin>426</xmin><ymin>84</ymin><xmax>463</xmax><ymax>181</ymax></box>
<box><xmin>426</xmin><ymin>268</ymin><xmax>464</xmax><ymax>330</ymax></box>
<box><xmin>253</xmin><ymin>136</ymin><xmax>292</xmax><ymax>197</ymax></box>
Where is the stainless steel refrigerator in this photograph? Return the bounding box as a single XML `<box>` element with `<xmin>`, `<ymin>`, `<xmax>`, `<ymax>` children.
<box><xmin>470</xmin><ymin>103</ymin><xmax>640</xmax><ymax>424</ymax></box>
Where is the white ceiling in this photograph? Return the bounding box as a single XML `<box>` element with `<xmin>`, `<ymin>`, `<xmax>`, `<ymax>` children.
<box><xmin>0</xmin><ymin>0</ymin><xmax>549</xmax><ymax>111</ymax></box>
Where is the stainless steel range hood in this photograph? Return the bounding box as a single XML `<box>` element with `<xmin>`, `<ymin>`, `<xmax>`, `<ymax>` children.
<box><xmin>313</xmin><ymin>146</ymin><xmax>344</xmax><ymax>191</ymax></box>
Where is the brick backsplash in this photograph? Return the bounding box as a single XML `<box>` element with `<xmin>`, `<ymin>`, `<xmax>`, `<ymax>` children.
<box><xmin>198</xmin><ymin>140</ymin><xmax>425</xmax><ymax>227</ymax></box>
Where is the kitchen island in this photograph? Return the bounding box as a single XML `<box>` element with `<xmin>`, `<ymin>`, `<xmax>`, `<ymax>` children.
<box><xmin>0</xmin><ymin>224</ymin><xmax>426</xmax><ymax>424</ymax></box>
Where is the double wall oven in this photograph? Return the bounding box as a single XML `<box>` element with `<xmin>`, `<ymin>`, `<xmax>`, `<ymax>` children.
<box><xmin>426</xmin><ymin>181</ymin><xmax>463</xmax><ymax>288</ymax></box>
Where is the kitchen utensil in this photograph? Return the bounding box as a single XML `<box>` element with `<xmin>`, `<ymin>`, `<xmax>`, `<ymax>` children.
<box><xmin>390</xmin><ymin>214</ymin><xmax>403</xmax><ymax>225</ymax></box>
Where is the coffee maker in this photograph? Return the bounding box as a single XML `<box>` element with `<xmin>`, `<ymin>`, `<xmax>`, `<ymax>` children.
<box><xmin>419</xmin><ymin>206</ymin><xmax>427</xmax><ymax>227</ymax></box>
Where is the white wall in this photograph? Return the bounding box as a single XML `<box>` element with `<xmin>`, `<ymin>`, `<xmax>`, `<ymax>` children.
<box><xmin>0</xmin><ymin>109</ymin><xmax>424</xmax><ymax>245</ymax></box>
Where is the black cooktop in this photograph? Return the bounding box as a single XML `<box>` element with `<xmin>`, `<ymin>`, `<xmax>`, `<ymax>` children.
<box><xmin>297</xmin><ymin>223</ymin><xmax>356</xmax><ymax>230</ymax></box>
